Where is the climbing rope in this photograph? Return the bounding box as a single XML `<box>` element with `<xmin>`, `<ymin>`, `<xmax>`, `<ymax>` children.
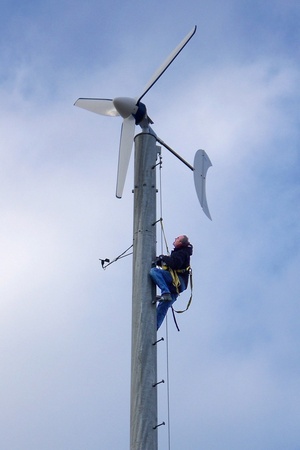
<box><xmin>165</xmin><ymin>314</ymin><xmax>172</xmax><ymax>450</ymax></box>
<box><xmin>156</xmin><ymin>152</ymin><xmax>172</xmax><ymax>450</ymax></box>
<box><xmin>156</xmin><ymin>148</ymin><xmax>194</xmax><ymax>448</ymax></box>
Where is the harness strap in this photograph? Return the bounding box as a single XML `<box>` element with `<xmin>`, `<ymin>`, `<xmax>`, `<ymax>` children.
<box><xmin>171</xmin><ymin>307</ymin><xmax>180</xmax><ymax>332</ymax></box>
<box><xmin>162</xmin><ymin>265</ymin><xmax>193</xmax><ymax>315</ymax></box>
<box><xmin>162</xmin><ymin>265</ymin><xmax>191</xmax><ymax>294</ymax></box>
<box><xmin>176</xmin><ymin>266</ymin><xmax>190</xmax><ymax>274</ymax></box>
<box><xmin>168</xmin><ymin>267</ymin><xmax>181</xmax><ymax>294</ymax></box>
<box><xmin>173</xmin><ymin>268</ymin><xmax>193</xmax><ymax>314</ymax></box>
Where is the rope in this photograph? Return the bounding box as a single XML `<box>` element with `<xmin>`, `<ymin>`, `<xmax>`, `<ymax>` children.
<box><xmin>156</xmin><ymin>150</ymin><xmax>193</xmax><ymax>448</ymax></box>
<box><xmin>159</xmin><ymin>218</ymin><xmax>170</xmax><ymax>255</ymax></box>
<box><xmin>165</xmin><ymin>314</ymin><xmax>171</xmax><ymax>450</ymax></box>
<box><xmin>157</xmin><ymin>153</ymin><xmax>172</xmax><ymax>450</ymax></box>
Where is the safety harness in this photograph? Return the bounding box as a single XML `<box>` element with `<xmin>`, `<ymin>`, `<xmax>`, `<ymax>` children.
<box><xmin>165</xmin><ymin>265</ymin><xmax>193</xmax><ymax>313</ymax></box>
<box><xmin>162</xmin><ymin>265</ymin><xmax>193</xmax><ymax>332</ymax></box>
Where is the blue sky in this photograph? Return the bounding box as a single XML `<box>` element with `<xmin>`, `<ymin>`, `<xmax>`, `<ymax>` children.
<box><xmin>1</xmin><ymin>1</ymin><xmax>300</xmax><ymax>449</ymax></box>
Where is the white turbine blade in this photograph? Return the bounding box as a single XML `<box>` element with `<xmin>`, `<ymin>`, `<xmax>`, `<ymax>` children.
<box><xmin>116</xmin><ymin>116</ymin><xmax>135</xmax><ymax>198</ymax></box>
<box><xmin>137</xmin><ymin>25</ymin><xmax>197</xmax><ymax>103</ymax></box>
<box><xmin>74</xmin><ymin>98</ymin><xmax>119</xmax><ymax>116</ymax></box>
<box><xmin>193</xmin><ymin>149</ymin><xmax>212</xmax><ymax>220</ymax></box>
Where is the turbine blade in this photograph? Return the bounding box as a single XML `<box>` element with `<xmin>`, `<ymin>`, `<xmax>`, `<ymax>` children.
<box><xmin>116</xmin><ymin>116</ymin><xmax>135</xmax><ymax>198</ymax></box>
<box><xmin>137</xmin><ymin>25</ymin><xmax>197</xmax><ymax>103</ymax></box>
<box><xmin>74</xmin><ymin>98</ymin><xmax>119</xmax><ymax>116</ymax></box>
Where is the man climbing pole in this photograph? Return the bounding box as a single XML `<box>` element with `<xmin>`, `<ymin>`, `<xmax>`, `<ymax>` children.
<box><xmin>150</xmin><ymin>235</ymin><xmax>193</xmax><ymax>330</ymax></box>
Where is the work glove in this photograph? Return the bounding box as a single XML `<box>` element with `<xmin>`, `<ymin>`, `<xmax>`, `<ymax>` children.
<box><xmin>155</xmin><ymin>255</ymin><xmax>165</xmax><ymax>266</ymax></box>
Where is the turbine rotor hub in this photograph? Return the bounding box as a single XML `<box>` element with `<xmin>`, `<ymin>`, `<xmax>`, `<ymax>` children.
<box><xmin>113</xmin><ymin>97</ymin><xmax>138</xmax><ymax>119</ymax></box>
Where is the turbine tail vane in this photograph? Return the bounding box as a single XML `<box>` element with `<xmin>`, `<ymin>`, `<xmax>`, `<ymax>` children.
<box><xmin>193</xmin><ymin>149</ymin><xmax>212</xmax><ymax>220</ymax></box>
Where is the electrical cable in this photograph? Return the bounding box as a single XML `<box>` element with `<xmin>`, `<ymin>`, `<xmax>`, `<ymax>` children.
<box><xmin>99</xmin><ymin>244</ymin><xmax>133</xmax><ymax>269</ymax></box>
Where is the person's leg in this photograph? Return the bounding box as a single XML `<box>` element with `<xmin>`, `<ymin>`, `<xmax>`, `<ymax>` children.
<box><xmin>156</xmin><ymin>293</ymin><xmax>177</xmax><ymax>330</ymax></box>
<box><xmin>149</xmin><ymin>267</ymin><xmax>174</xmax><ymax>295</ymax></box>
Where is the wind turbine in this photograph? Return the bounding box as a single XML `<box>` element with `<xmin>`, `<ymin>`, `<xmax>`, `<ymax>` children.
<box><xmin>75</xmin><ymin>25</ymin><xmax>212</xmax><ymax>450</ymax></box>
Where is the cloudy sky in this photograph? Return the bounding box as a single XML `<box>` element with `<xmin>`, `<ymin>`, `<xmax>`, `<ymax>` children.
<box><xmin>1</xmin><ymin>1</ymin><xmax>300</xmax><ymax>449</ymax></box>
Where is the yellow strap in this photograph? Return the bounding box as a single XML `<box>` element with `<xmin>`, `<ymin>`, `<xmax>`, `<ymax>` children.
<box><xmin>176</xmin><ymin>266</ymin><xmax>190</xmax><ymax>274</ymax></box>
<box><xmin>168</xmin><ymin>267</ymin><xmax>181</xmax><ymax>294</ymax></box>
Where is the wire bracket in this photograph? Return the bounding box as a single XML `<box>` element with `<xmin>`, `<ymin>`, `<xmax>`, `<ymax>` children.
<box><xmin>152</xmin><ymin>337</ymin><xmax>164</xmax><ymax>346</ymax></box>
<box><xmin>152</xmin><ymin>379</ymin><xmax>165</xmax><ymax>388</ymax></box>
<box><xmin>153</xmin><ymin>422</ymin><xmax>165</xmax><ymax>430</ymax></box>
